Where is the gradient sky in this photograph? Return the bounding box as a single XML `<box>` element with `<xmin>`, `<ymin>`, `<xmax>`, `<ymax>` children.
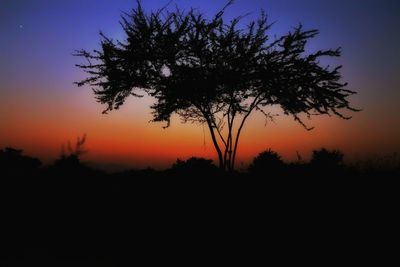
<box><xmin>1</xmin><ymin>0</ymin><xmax>399</xmax><ymax>170</ymax></box>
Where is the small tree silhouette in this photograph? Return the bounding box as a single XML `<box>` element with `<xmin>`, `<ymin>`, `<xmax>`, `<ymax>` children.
<box><xmin>170</xmin><ymin>157</ymin><xmax>218</xmax><ymax>175</ymax></box>
<box><xmin>55</xmin><ymin>134</ymin><xmax>88</xmax><ymax>170</ymax></box>
<box><xmin>0</xmin><ymin>147</ymin><xmax>41</xmax><ymax>176</ymax></box>
<box><xmin>248</xmin><ymin>148</ymin><xmax>284</xmax><ymax>175</ymax></box>
<box><xmin>75</xmin><ymin>1</ymin><xmax>358</xmax><ymax>171</ymax></box>
<box><xmin>311</xmin><ymin>148</ymin><xmax>344</xmax><ymax>168</ymax></box>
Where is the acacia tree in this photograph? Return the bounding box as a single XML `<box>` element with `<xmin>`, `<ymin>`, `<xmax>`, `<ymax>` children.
<box><xmin>75</xmin><ymin>1</ymin><xmax>358</xmax><ymax>171</ymax></box>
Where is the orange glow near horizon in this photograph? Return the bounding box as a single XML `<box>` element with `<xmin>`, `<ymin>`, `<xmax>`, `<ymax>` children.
<box><xmin>1</xmin><ymin>87</ymin><xmax>399</xmax><ymax>170</ymax></box>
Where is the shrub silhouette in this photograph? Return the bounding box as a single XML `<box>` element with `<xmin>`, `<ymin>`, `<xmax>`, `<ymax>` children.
<box><xmin>53</xmin><ymin>154</ymin><xmax>82</xmax><ymax>171</ymax></box>
<box><xmin>248</xmin><ymin>149</ymin><xmax>285</xmax><ymax>175</ymax></box>
<box><xmin>170</xmin><ymin>157</ymin><xmax>219</xmax><ymax>176</ymax></box>
<box><xmin>51</xmin><ymin>134</ymin><xmax>93</xmax><ymax>175</ymax></box>
<box><xmin>310</xmin><ymin>148</ymin><xmax>344</xmax><ymax>168</ymax></box>
<box><xmin>0</xmin><ymin>147</ymin><xmax>41</xmax><ymax>176</ymax></box>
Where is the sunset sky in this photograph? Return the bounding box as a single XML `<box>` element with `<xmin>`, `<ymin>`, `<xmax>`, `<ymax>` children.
<box><xmin>1</xmin><ymin>0</ymin><xmax>399</xmax><ymax>170</ymax></box>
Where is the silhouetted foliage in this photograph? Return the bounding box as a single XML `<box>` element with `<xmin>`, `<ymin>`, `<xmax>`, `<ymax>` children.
<box><xmin>2</xmin><ymin>143</ymin><xmax>398</xmax><ymax>180</ymax></box>
<box><xmin>311</xmin><ymin>148</ymin><xmax>344</xmax><ymax>167</ymax></box>
<box><xmin>248</xmin><ymin>148</ymin><xmax>285</xmax><ymax>175</ymax></box>
<box><xmin>61</xmin><ymin>134</ymin><xmax>88</xmax><ymax>158</ymax></box>
<box><xmin>50</xmin><ymin>134</ymin><xmax>95</xmax><ymax>175</ymax></box>
<box><xmin>0</xmin><ymin>147</ymin><xmax>41</xmax><ymax>176</ymax></box>
<box><xmin>75</xmin><ymin>1</ymin><xmax>358</xmax><ymax>171</ymax></box>
<box><xmin>53</xmin><ymin>154</ymin><xmax>82</xmax><ymax>171</ymax></box>
<box><xmin>169</xmin><ymin>157</ymin><xmax>219</xmax><ymax>176</ymax></box>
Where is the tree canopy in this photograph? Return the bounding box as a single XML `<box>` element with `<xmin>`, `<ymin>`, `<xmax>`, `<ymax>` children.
<box><xmin>75</xmin><ymin>1</ymin><xmax>358</xmax><ymax>171</ymax></box>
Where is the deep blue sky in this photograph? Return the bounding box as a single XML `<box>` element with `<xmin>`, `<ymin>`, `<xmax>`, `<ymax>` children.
<box><xmin>1</xmin><ymin>0</ymin><xmax>399</xmax><ymax>102</ymax></box>
<box><xmin>1</xmin><ymin>0</ymin><xmax>399</xmax><ymax>167</ymax></box>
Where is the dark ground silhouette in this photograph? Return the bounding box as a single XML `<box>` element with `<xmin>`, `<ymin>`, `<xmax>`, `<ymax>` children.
<box><xmin>1</xmin><ymin>146</ymin><xmax>398</xmax><ymax>264</ymax></box>
<box><xmin>2</xmin><ymin>146</ymin><xmax>398</xmax><ymax>179</ymax></box>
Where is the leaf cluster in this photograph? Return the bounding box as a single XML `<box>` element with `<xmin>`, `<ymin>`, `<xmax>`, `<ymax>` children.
<box><xmin>75</xmin><ymin>0</ymin><xmax>357</xmax><ymax>129</ymax></box>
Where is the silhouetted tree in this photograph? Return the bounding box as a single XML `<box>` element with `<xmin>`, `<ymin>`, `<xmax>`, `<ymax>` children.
<box><xmin>75</xmin><ymin>1</ymin><xmax>358</xmax><ymax>171</ymax></box>
<box><xmin>311</xmin><ymin>148</ymin><xmax>344</xmax><ymax>168</ymax></box>
<box><xmin>53</xmin><ymin>134</ymin><xmax>89</xmax><ymax>173</ymax></box>
<box><xmin>0</xmin><ymin>147</ymin><xmax>41</xmax><ymax>176</ymax></box>
<box><xmin>170</xmin><ymin>157</ymin><xmax>219</xmax><ymax>176</ymax></box>
<box><xmin>248</xmin><ymin>148</ymin><xmax>285</xmax><ymax>175</ymax></box>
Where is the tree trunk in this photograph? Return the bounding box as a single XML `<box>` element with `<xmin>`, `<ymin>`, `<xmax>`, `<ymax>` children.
<box><xmin>205</xmin><ymin>118</ymin><xmax>224</xmax><ymax>169</ymax></box>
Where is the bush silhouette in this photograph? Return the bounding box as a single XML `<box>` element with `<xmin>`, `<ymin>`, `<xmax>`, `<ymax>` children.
<box><xmin>53</xmin><ymin>154</ymin><xmax>83</xmax><ymax>172</ymax></box>
<box><xmin>170</xmin><ymin>157</ymin><xmax>219</xmax><ymax>176</ymax></box>
<box><xmin>0</xmin><ymin>147</ymin><xmax>41</xmax><ymax>176</ymax></box>
<box><xmin>49</xmin><ymin>134</ymin><xmax>96</xmax><ymax>176</ymax></box>
<box><xmin>311</xmin><ymin>148</ymin><xmax>344</xmax><ymax>169</ymax></box>
<box><xmin>248</xmin><ymin>149</ymin><xmax>285</xmax><ymax>175</ymax></box>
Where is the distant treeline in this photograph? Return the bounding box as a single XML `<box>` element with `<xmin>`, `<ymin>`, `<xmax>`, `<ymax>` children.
<box><xmin>1</xmin><ymin>146</ymin><xmax>399</xmax><ymax>178</ymax></box>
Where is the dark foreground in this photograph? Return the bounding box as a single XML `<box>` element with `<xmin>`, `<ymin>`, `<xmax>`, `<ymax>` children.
<box><xmin>1</xmin><ymin>172</ymin><xmax>399</xmax><ymax>265</ymax></box>
<box><xmin>1</xmin><ymin>149</ymin><xmax>399</xmax><ymax>265</ymax></box>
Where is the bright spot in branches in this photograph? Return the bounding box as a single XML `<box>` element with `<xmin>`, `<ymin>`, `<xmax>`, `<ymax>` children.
<box><xmin>161</xmin><ymin>65</ymin><xmax>171</xmax><ymax>77</ymax></box>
